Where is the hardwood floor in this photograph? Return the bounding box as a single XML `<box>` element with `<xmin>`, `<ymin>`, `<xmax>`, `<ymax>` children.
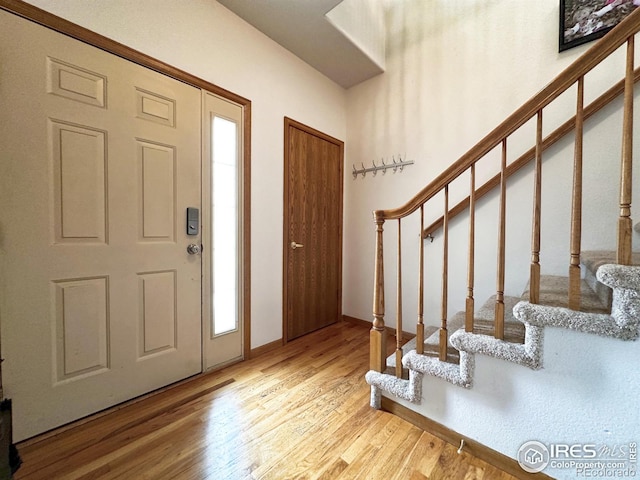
<box><xmin>15</xmin><ymin>322</ymin><xmax>518</xmax><ymax>479</ymax></box>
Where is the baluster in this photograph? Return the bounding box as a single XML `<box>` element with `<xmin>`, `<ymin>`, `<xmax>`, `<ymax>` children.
<box><xmin>495</xmin><ymin>139</ymin><xmax>507</xmax><ymax>340</ymax></box>
<box><xmin>440</xmin><ymin>185</ymin><xmax>449</xmax><ymax>361</ymax></box>
<box><xmin>395</xmin><ymin>219</ymin><xmax>403</xmax><ymax>378</ymax></box>
<box><xmin>370</xmin><ymin>212</ymin><xmax>387</xmax><ymax>372</ymax></box>
<box><xmin>569</xmin><ymin>76</ymin><xmax>585</xmax><ymax>310</ymax></box>
<box><xmin>530</xmin><ymin>110</ymin><xmax>543</xmax><ymax>304</ymax></box>
<box><xmin>416</xmin><ymin>205</ymin><xmax>424</xmax><ymax>354</ymax></box>
<box><xmin>618</xmin><ymin>36</ymin><xmax>634</xmax><ymax>265</ymax></box>
<box><xmin>465</xmin><ymin>165</ymin><xmax>475</xmax><ymax>333</ymax></box>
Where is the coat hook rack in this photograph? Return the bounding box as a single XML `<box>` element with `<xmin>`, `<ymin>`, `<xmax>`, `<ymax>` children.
<box><xmin>352</xmin><ymin>154</ymin><xmax>414</xmax><ymax>179</ymax></box>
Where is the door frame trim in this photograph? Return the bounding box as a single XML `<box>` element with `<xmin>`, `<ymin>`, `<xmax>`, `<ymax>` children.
<box><xmin>282</xmin><ymin>117</ymin><xmax>344</xmax><ymax>344</ymax></box>
<box><xmin>0</xmin><ymin>0</ymin><xmax>252</xmax><ymax>360</ymax></box>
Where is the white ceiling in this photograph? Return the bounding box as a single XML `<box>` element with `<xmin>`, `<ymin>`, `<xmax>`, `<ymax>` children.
<box><xmin>217</xmin><ymin>0</ymin><xmax>385</xmax><ymax>88</ymax></box>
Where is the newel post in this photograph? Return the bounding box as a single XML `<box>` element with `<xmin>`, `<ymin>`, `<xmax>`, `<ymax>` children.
<box><xmin>370</xmin><ymin>211</ymin><xmax>387</xmax><ymax>373</ymax></box>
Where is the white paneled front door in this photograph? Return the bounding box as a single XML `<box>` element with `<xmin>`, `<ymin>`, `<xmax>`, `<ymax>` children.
<box><xmin>0</xmin><ymin>11</ymin><xmax>202</xmax><ymax>440</ymax></box>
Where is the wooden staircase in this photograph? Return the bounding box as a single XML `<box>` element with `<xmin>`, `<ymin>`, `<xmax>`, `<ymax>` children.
<box><xmin>381</xmin><ymin>250</ymin><xmax>638</xmax><ymax>376</ymax></box>
<box><xmin>365</xmin><ymin>5</ymin><xmax>640</xmax><ymax>429</ymax></box>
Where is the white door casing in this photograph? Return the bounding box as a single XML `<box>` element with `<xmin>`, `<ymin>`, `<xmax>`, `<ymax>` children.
<box><xmin>0</xmin><ymin>11</ymin><xmax>202</xmax><ymax>440</ymax></box>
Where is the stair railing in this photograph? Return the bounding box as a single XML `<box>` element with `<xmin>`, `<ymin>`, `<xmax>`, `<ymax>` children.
<box><xmin>372</xmin><ymin>9</ymin><xmax>639</xmax><ymax>375</ymax></box>
<box><xmin>422</xmin><ymin>66</ymin><xmax>640</xmax><ymax>252</ymax></box>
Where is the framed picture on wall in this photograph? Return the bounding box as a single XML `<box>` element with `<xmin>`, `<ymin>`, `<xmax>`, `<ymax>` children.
<box><xmin>560</xmin><ymin>0</ymin><xmax>639</xmax><ymax>51</ymax></box>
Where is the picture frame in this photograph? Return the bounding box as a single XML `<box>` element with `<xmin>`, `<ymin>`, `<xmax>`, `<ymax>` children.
<box><xmin>560</xmin><ymin>0</ymin><xmax>639</xmax><ymax>51</ymax></box>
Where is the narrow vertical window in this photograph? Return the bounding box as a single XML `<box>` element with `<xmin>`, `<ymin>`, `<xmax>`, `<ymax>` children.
<box><xmin>212</xmin><ymin>116</ymin><xmax>238</xmax><ymax>335</ymax></box>
<box><xmin>202</xmin><ymin>92</ymin><xmax>244</xmax><ymax>370</ymax></box>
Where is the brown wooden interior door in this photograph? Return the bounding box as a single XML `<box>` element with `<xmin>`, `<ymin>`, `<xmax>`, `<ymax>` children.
<box><xmin>284</xmin><ymin>118</ymin><xmax>344</xmax><ymax>341</ymax></box>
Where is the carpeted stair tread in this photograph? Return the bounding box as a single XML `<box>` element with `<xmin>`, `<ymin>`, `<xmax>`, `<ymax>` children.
<box><xmin>423</xmin><ymin>295</ymin><xmax>524</xmax><ymax>345</ymax></box>
<box><xmin>421</xmin><ymin>343</ymin><xmax>461</xmax><ymax>364</ymax></box>
<box><xmin>424</xmin><ymin>295</ymin><xmax>524</xmax><ymax>346</ymax></box>
<box><xmin>387</xmin><ymin>325</ymin><xmax>438</xmax><ymax>367</ymax></box>
<box><xmin>469</xmin><ymin>295</ymin><xmax>525</xmax><ymax>344</ymax></box>
<box><xmin>581</xmin><ymin>250</ymin><xmax>640</xmax><ymax>308</ymax></box>
<box><xmin>388</xmin><ymin>319</ymin><xmax>463</xmax><ymax>367</ymax></box>
<box><xmin>473</xmin><ymin>318</ymin><xmax>525</xmax><ymax>344</ymax></box>
<box><xmin>382</xmin><ymin>365</ymin><xmax>410</xmax><ymax>379</ymax></box>
<box><xmin>424</xmin><ymin>313</ymin><xmax>465</xmax><ymax>346</ymax></box>
<box><xmin>476</xmin><ymin>295</ymin><xmax>520</xmax><ymax>323</ymax></box>
<box><xmin>582</xmin><ymin>250</ymin><xmax>640</xmax><ymax>271</ymax></box>
<box><xmin>522</xmin><ymin>275</ymin><xmax>610</xmax><ymax>314</ymax></box>
<box><xmin>388</xmin><ymin>295</ymin><xmax>525</xmax><ymax>367</ymax></box>
<box><xmin>423</xmin><ymin>315</ymin><xmax>463</xmax><ymax>364</ymax></box>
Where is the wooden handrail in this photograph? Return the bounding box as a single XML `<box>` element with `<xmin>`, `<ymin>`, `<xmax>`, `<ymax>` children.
<box><xmin>374</xmin><ymin>8</ymin><xmax>640</xmax><ymax>222</ymax></box>
<box><xmin>422</xmin><ymin>66</ymin><xmax>640</xmax><ymax>239</ymax></box>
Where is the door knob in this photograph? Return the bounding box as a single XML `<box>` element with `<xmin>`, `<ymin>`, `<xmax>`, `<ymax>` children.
<box><xmin>187</xmin><ymin>243</ymin><xmax>201</xmax><ymax>255</ymax></box>
<box><xmin>290</xmin><ymin>242</ymin><xmax>304</xmax><ymax>250</ymax></box>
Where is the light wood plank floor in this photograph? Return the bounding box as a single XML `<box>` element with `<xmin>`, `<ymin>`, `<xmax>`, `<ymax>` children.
<box><xmin>15</xmin><ymin>322</ymin><xmax>518</xmax><ymax>479</ymax></box>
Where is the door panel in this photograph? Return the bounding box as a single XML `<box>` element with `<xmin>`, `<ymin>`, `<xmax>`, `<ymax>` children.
<box><xmin>0</xmin><ymin>11</ymin><xmax>202</xmax><ymax>441</ymax></box>
<box><xmin>284</xmin><ymin>119</ymin><xmax>344</xmax><ymax>341</ymax></box>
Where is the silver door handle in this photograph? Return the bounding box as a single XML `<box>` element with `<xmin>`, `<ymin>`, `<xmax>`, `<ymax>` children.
<box><xmin>290</xmin><ymin>242</ymin><xmax>304</xmax><ymax>250</ymax></box>
<box><xmin>187</xmin><ymin>243</ymin><xmax>201</xmax><ymax>255</ymax></box>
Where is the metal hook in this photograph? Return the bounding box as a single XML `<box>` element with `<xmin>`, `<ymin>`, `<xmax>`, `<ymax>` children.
<box><xmin>425</xmin><ymin>233</ymin><xmax>434</xmax><ymax>243</ymax></box>
<box><xmin>457</xmin><ymin>439</ymin><xmax>465</xmax><ymax>455</ymax></box>
<box><xmin>351</xmin><ymin>156</ymin><xmax>414</xmax><ymax>179</ymax></box>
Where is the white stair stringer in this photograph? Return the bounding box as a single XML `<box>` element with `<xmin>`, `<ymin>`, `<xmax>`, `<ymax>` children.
<box><xmin>365</xmin><ymin>264</ymin><xmax>640</xmax><ymax>410</ymax></box>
